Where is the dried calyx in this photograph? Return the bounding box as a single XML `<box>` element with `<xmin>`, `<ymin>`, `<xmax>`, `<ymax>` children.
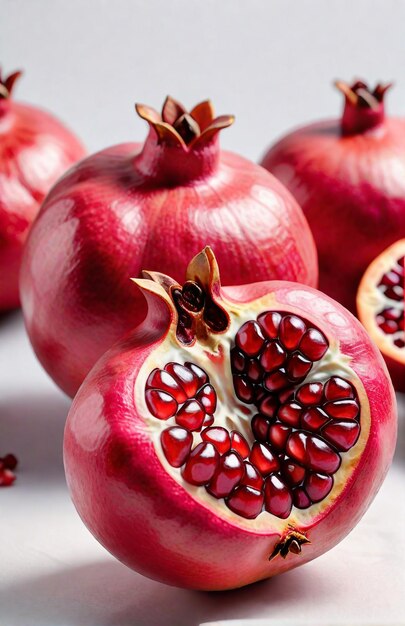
<box><xmin>135</xmin><ymin>96</ymin><xmax>234</xmax><ymax>149</ymax></box>
<box><xmin>335</xmin><ymin>79</ymin><xmax>392</xmax><ymax>135</ymax></box>
<box><xmin>0</xmin><ymin>68</ymin><xmax>22</xmax><ymax>100</ymax></box>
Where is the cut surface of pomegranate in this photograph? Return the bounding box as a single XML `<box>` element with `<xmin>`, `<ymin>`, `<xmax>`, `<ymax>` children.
<box><xmin>357</xmin><ymin>239</ymin><xmax>405</xmax><ymax>392</ymax></box>
<box><xmin>64</xmin><ymin>248</ymin><xmax>397</xmax><ymax>590</ymax></box>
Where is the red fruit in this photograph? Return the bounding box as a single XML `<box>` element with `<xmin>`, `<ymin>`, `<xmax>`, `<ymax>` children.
<box><xmin>21</xmin><ymin>97</ymin><xmax>317</xmax><ymax>397</ymax></box>
<box><xmin>357</xmin><ymin>240</ymin><xmax>405</xmax><ymax>392</ymax></box>
<box><xmin>64</xmin><ymin>247</ymin><xmax>396</xmax><ymax>591</ymax></box>
<box><xmin>261</xmin><ymin>80</ymin><xmax>405</xmax><ymax>313</ymax></box>
<box><xmin>161</xmin><ymin>427</ymin><xmax>193</xmax><ymax>467</ymax></box>
<box><xmin>0</xmin><ymin>68</ymin><xmax>85</xmax><ymax>311</ymax></box>
<box><xmin>0</xmin><ymin>468</ymin><xmax>16</xmax><ymax>487</ymax></box>
<box><xmin>175</xmin><ymin>399</ymin><xmax>205</xmax><ymax>431</ymax></box>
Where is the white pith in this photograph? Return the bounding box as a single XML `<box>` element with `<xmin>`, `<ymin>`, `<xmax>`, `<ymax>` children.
<box><xmin>135</xmin><ymin>292</ymin><xmax>370</xmax><ymax>532</ymax></box>
<box><xmin>358</xmin><ymin>242</ymin><xmax>405</xmax><ymax>364</ymax></box>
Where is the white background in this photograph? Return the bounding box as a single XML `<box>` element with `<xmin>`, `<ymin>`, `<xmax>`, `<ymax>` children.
<box><xmin>1</xmin><ymin>1</ymin><xmax>405</xmax><ymax>625</ymax></box>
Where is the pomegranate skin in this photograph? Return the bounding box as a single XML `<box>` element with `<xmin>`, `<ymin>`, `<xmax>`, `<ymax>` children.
<box><xmin>261</xmin><ymin>81</ymin><xmax>405</xmax><ymax>314</ymax></box>
<box><xmin>0</xmin><ymin>70</ymin><xmax>85</xmax><ymax>311</ymax></box>
<box><xmin>21</xmin><ymin>97</ymin><xmax>317</xmax><ymax>397</ymax></box>
<box><xmin>64</xmin><ymin>272</ymin><xmax>396</xmax><ymax>591</ymax></box>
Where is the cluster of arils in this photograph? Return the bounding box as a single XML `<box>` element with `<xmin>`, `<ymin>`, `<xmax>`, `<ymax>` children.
<box><xmin>0</xmin><ymin>454</ymin><xmax>18</xmax><ymax>487</ymax></box>
<box><xmin>375</xmin><ymin>256</ymin><xmax>404</xmax><ymax>349</ymax></box>
<box><xmin>144</xmin><ymin>311</ymin><xmax>361</xmax><ymax>520</ymax></box>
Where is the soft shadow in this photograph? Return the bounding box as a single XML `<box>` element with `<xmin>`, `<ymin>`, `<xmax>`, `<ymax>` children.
<box><xmin>394</xmin><ymin>393</ymin><xmax>405</xmax><ymax>465</ymax></box>
<box><xmin>0</xmin><ymin>391</ymin><xmax>71</xmax><ymax>484</ymax></box>
<box><xmin>0</xmin><ymin>559</ymin><xmax>329</xmax><ymax>626</ymax></box>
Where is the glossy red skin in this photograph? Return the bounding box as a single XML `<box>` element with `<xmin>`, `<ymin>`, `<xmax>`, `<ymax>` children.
<box><xmin>261</xmin><ymin>117</ymin><xmax>405</xmax><ymax>313</ymax></box>
<box><xmin>0</xmin><ymin>99</ymin><xmax>85</xmax><ymax>310</ymax></box>
<box><xmin>64</xmin><ymin>280</ymin><xmax>397</xmax><ymax>591</ymax></box>
<box><xmin>21</xmin><ymin>136</ymin><xmax>317</xmax><ymax>397</ymax></box>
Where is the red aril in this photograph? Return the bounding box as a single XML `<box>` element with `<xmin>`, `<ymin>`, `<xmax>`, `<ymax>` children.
<box><xmin>64</xmin><ymin>247</ymin><xmax>396</xmax><ymax>590</ymax></box>
<box><xmin>261</xmin><ymin>80</ymin><xmax>405</xmax><ymax>314</ymax></box>
<box><xmin>21</xmin><ymin>95</ymin><xmax>317</xmax><ymax>397</ymax></box>
<box><xmin>357</xmin><ymin>239</ymin><xmax>404</xmax><ymax>392</ymax></box>
<box><xmin>0</xmin><ymin>67</ymin><xmax>85</xmax><ymax>311</ymax></box>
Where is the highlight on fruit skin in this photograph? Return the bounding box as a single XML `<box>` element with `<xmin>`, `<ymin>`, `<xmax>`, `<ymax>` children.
<box><xmin>0</xmin><ymin>66</ymin><xmax>85</xmax><ymax>312</ymax></box>
<box><xmin>20</xmin><ymin>94</ymin><xmax>318</xmax><ymax>398</ymax></box>
<box><xmin>64</xmin><ymin>247</ymin><xmax>397</xmax><ymax>591</ymax></box>
<box><xmin>357</xmin><ymin>239</ymin><xmax>404</xmax><ymax>392</ymax></box>
<box><xmin>261</xmin><ymin>78</ymin><xmax>405</xmax><ymax>315</ymax></box>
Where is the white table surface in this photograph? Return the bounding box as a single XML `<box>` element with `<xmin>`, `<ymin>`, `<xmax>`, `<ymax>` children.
<box><xmin>0</xmin><ymin>311</ymin><xmax>404</xmax><ymax>626</ymax></box>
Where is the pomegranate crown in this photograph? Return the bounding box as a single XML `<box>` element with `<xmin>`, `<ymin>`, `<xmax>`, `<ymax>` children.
<box><xmin>0</xmin><ymin>67</ymin><xmax>22</xmax><ymax>100</ymax></box>
<box><xmin>335</xmin><ymin>79</ymin><xmax>392</xmax><ymax>135</ymax></box>
<box><xmin>335</xmin><ymin>79</ymin><xmax>392</xmax><ymax>109</ymax></box>
<box><xmin>133</xmin><ymin>247</ymin><xmax>230</xmax><ymax>346</ymax></box>
<box><xmin>135</xmin><ymin>96</ymin><xmax>234</xmax><ymax>149</ymax></box>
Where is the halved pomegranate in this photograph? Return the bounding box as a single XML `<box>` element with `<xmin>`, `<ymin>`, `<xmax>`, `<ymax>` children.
<box><xmin>357</xmin><ymin>239</ymin><xmax>404</xmax><ymax>392</ymax></box>
<box><xmin>64</xmin><ymin>248</ymin><xmax>397</xmax><ymax>590</ymax></box>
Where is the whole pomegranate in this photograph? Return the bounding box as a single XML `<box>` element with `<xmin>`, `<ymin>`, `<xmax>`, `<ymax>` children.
<box><xmin>261</xmin><ymin>80</ymin><xmax>405</xmax><ymax>314</ymax></box>
<box><xmin>64</xmin><ymin>248</ymin><xmax>396</xmax><ymax>591</ymax></box>
<box><xmin>357</xmin><ymin>239</ymin><xmax>404</xmax><ymax>392</ymax></box>
<box><xmin>20</xmin><ymin>96</ymin><xmax>317</xmax><ymax>397</ymax></box>
<box><xmin>0</xmin><ymin>68</ymin><xmax>85</xmax><ymax>311</ymax></box>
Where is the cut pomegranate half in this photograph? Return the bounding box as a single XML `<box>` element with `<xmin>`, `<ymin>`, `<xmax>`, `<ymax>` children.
<box><xmin>64</xmin><ymin>247</ymin><xmax>397</xmax><ymax>591</ymax></box>
<box><xmin>357</xmin><ymin>239</ymin><xmax>405</xmax><ymax>392</ymax></box>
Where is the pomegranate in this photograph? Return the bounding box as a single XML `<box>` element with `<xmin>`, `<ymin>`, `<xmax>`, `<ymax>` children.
<box><xmin>0</xmin><ymin>67</ymin><xmax>85</xmax><ymax>311</ymax></box>
<box><xmin>64</xmin><ymin>247</ymin><xmax>396</xmax><ymax>591</ymax></box>
<box><xmin>0</xmin><ymin>453</ymin><xmax>18</xmax><ymax>487</ymax></box>
<box><xmin>20</xmin><ymin>95</ymin><xmax>318</xmax><ymax>397</ymax></box>
<box><xmin>357</xmin><ymin>239</ymin><xmax>404</xmax><ymax>392</ymax></box>
<box><xmin>261</xmin><ymin>79</ymin><xmax>405</xmax><ymax>314</ymax></box>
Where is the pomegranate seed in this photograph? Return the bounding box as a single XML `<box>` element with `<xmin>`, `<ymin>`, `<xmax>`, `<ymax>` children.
<box><xmin>233</xmin><ymin>375</ymin><xmax>255</xmax><ymax>403</ymax></box>
<box><xmin>264</xmin><ymin>369</ymin><xmax>289</xmax><ymax>392</ymax></box>
<box><xmin>250</xmin><ymin>442</ymin><xmax>279</xmax><ymax>475</ymax></box>
<box><xmin>278</xmin><ymin>402</ymin><xmax>302</xmax><ymax>427</ymax></box>
<box><xmin>257</xmin><ymin>311</ymin><xmax>281</xmax><ymax>339</ymax></box>
<box><xmin>324</xmin><ymin>376</ymin><xmax>354</xmax><ymax>401</ymax></box>
<box><xmin>146</xmin><ymin>369</ymin><xmax>188</xmax><ymax>403</ymax></box>
<box><xmin>268</xmin><ymin>423</ymin><xmax>291</xmax><ymax>451</ymax></box>
<box><xmin>286</xmin><ymin>352</ymin><xmax>312</xmax><ymax>380</ymax></box>
<box><xmin>245</xmin><ymin>359</ymin><xmax>263</xmax><ymax>383</ymax></box>
<box><xmin>207</xmin><ymin>451</ymin><xmax>244</xmax><ymax>498</ymax></box>
<box><xmin>321</xmin><ymin>420</ymin><xmax>361</xmax><ymax>451</ymax></box>
<box><xmin>324</xmin><ymin>399</ymin><xmax>359</xmax><ymax>420</ymax></box>
<box><xmin>164</xmin><ymin>362</ymin><xmax>199</xmax><ymax>398</ymax></box>
<box><xmin>230</xmin><ymin>431</ymin><xmax>250</xmax><ymax>459</ymax></box>
<box><xmin>196</xmin><ymin>384</ymin><xmax>217</xmax><ymax>413</ymax></box>
<box><xmin>2</xmin><ymin>454</ymin><xmax>18</xmax><ymax>470</ymax></box>
<box><xmin>285</xmin><ymin>432</ymin><xmax>307</xmax><ymax>466</ymax></box>
<box><xmin>301</xmin><ymin>407</ymin><xmax>329</xmax><ymax>431</ymax></box>
<box><xmin>145</xmin><ymin>389</ymin><xmax>178</xmax><ymax>419</ymax></box>
<box><xmin>379</xmin><ymin>271</ymin><xmax>401</xmax><ymax>287</ymax></box>
<box><xmin>241</xmin><ymin>462</ymin><xmax>264</xmax><ymax>490</ymax></box>
<box><xmin>260</xmin><ymin>341</ymin><xmax>286</xmax><ymax>370</ymax></box>
<box><xmin>278</xmin><ymin>315</ymin><xmax>307</xmax><ymax>350</ymax></box>
<box><xmin>299</xmin><ymin>328</ymin><xmax>328</xmax><ymax>361</ymax></box>
<box><xmin>379</xmin><ymin>320</ymin><xmax>399</xmax><ymax>334</ymax></box>
<box><xmin>278</xmin><ymin>388</ymin><xmax>294</xmax><ymax>404</ymax></box>
<box><xmin>175</xmin><ymin>399</ymin><xmax>206</xmax><ymax>431</ymax></box>
<box><xmin>296</xmin><ymin>382</ymin><xmax>323</xmax><ymax>405</ymax></box>
<box><xmin>304</xmin><ymin>473</ymin><xmax>333</xmax><ymax>502</ymax></box>
<box><xmin>204</xmin><ymin>415</ymin><xmax>216</xmax><ymax>429</ymax></box>
<box><xmin>306</xmin><ymin>435</ymin><xmax>341</xmax><ymax>474</ymax></box>
<box><xmin>264</xmin><ymin>475</ymin><xmax>293</xmax><ymax>519</ymax></box>
<box><xmin>161</xmin><ymin>427</ymin><xmax>193</xmax><ymax>467</ymax></box>
<box><xmin>184</xmin><ymin>362</ymin><xmax>209</xmax><ymax>388</ymax></box>
<box><xmin>258</xmin><ymin>394</ymin><xmax>279</xmax><ymax>418</ymax></box>
<box><xmin>384</xmin><ymin>286</ymin><xmax>403</xmax><ymax>301</ymax></box>
<box><xmin>382</xmin><ymin>307</ymin><xmax>402</xmax><ymax>321</ymax></box>
<box><xmin>0</xmin><ymin>469</ymin><xmax>16</xmax><ymax>487</ymax></box>
<box><xmin>181</xmin><ymin>442</ymin><xmax>219</xmax><ymax>486</ymax></box>
<box><xmin>293</xmin><ymin>487</ymin><xmax>311</xmax><ymax>509</ymax></box>
<box><xmin>251</xmin><ymin>414</ymin><xmax>271</xmax><ymax>442</ymax></box>
<box><xmin>201</xmin><ymin>427</ymin><xmax>231</xmax><ymax>454</ymax></box>
<box><xmin>226</xmin><ymin>485</ymin><xmax>264</xmax><ymax>519</ymax></box>
<box><xmin>235</xmin><ymin>321</ymin><xmax>265</xmax><ymax>356</ymax></box>
<box><xmin>230</xmin><ymin>348</ymin><xmax>246</xmax><ymax>373</ymax></box>
<box><xmin>281</xmin><ymin>458</ymin><xmax>306</xmax><ymax>486</ymax></box>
